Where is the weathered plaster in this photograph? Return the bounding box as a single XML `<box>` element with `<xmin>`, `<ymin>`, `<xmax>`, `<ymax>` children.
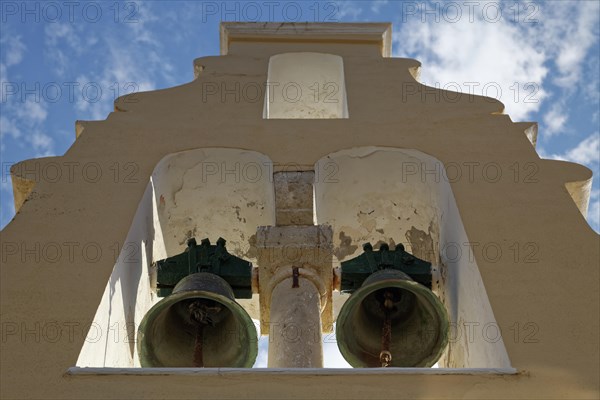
<box><xmin>263</xmin><ymin>52</ymin><xmax>348</xmax><ymax>119</ymax></box>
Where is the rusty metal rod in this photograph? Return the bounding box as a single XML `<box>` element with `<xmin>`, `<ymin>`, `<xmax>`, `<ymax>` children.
<box><xmin>292</xmin><ymin>266</ymin><xmax>300</xmax><ymax>288</ymax></box>
<box><xmin>189</xmin><ymin>299</ymin><xmax>211</xmax><ymax>368</ymax></box>
<box><xmin>193</xmin><ymin>324</ymin><xmax>204</xmax><ymax>367</ymax></box>
<box><xmin>379</xmin><ymin>291</ymin><xmax>394</xmax><ymax>367</ymax></box>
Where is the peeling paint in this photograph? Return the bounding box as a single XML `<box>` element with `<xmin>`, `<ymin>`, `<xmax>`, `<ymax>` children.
<box><xmin>334</xmin><ymin>231</ymin><xmax>358</xmax><ymax>261</ymax></box>
<box><xmin>405</xmin><ymin>223</ymin><xmax>437</xmax><ymax>264</ymax></box>
<box><xmin>233</xmin><ymin>205</ymin><xmax>247</xmax><ymax>223</ymax></box>
<box><xmin>373</xmin><ymin>240</ymin><xmax>388</xmax><ymax>249</ymax></box>
<box><xmin>245</xmin><ymin>233</ymin><xmax>258</xmax><ymax>260</ymax></box>
<box><xmin>178</xmin><ymin>227</ymin><xmax>198</xmax><ymax>246</ymax></box>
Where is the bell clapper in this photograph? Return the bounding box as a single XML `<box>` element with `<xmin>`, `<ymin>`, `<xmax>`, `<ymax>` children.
<box><xmin>189</xmin><ymin>300</ymin><xmax>222</xmax><ymax>367</ymax></box>
<box><xmin>379</xmin><ymin>290</ymin><xmax>394</xmax><ymax>367</ymax></box>
<box><xmin>193</xmin><ymin>324</ymin><xmax>204</xmax><ymax>367</ymax></box>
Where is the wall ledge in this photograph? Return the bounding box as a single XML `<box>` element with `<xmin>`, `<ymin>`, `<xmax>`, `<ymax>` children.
<box><xmin>67</xmin><ymin>367</ymin><xmax>518</xmax><ymax>376</ymax></box>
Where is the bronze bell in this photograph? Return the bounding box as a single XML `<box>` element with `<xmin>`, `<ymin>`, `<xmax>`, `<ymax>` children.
<box><xmin>336</xmin><ymin>269</ymin><xmax>449</xmax><ymax>368</ymax></box>
<box><xmin>137</xmin><ymin>272</ymin><xmax>257</xmax><ymax>367</ymax></box>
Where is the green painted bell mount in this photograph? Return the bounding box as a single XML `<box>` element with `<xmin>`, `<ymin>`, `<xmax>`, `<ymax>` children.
<box><xmin>340</xmin><ymin>242</ymin><xmax>432</xmax><ymax>292</ymax></box>
<box><xmin>155</xmin><ymin>237</ymin><xmax>253</xmax><ymax>298</ymax></box>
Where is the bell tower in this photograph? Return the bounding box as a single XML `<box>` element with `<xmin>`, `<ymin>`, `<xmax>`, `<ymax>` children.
<box><xmin>1</xmin><ymin>22</ymin><xmax>598</xmax><ymax>399</ymax></box>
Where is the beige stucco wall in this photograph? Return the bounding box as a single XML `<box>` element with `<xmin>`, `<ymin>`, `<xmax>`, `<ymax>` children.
<box><xmin>1</xmin><ymin>23</ymin><xmax>598</xmax><ymax>399</ymax></box>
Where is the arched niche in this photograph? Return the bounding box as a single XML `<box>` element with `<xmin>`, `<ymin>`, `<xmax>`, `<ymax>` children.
<box><xmin>263</xmin><ymin>52</ymin><xmax>349</xmax><ymax>119</ymax></box>
<box><xmin>151</xmin><ymin>148</ymin><xmax>276</xmax><ymax>260</ymax></box>
<box><xmin>76</xmin><ymin>148</ymin><xmax>275</xmax><ymax>367</ymax></box>
<box><xmin>315</xmin><ymin>147</ymin><xmax>512</xmax><ymax>369</ymax></box>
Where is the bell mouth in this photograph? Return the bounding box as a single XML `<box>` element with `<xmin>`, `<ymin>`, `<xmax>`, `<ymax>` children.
<box><xmin>336</xmin><ymin>269</ymin><xmax>449</xmax><ymax>368</ymax></box>
<box><xmin>137</xmin><ymin>273</ymin><xmax>258</xmax><ymax>368</ymax></box>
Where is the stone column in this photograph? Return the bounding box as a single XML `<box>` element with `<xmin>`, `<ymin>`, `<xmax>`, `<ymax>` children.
<box><xmin>256</xmin><ymin>225</ymin><xmax>333</xmax><ymax>368</ymax></box>
<box><xmin>257</xmin><ymin>171</ymin><xmax>333</xmax><ymax>368</ymax></box>
<box><xmin>268</xmin><ymin>275</ymin><xmax>323</xmax><ymax>367</ymax></box>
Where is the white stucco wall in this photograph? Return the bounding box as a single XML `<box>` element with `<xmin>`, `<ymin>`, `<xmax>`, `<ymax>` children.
<box><xmin>76</xmin><ymin>183</ymin><xmax>156</xmax><ymax>367</ymax></box>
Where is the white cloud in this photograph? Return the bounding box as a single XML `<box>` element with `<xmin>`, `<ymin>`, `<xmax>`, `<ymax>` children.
<box><xmin>334</xmin><ymin>1</ymin><xmax>363</xmax><ymax>20</ymax></box>
<box><xmin>1</xmin><ymin>97</ymin><xmax>53</xmax><ymax>157</ymax></box>
<box><xmin>44</xmin><ymin>23</ymin><xmax>81</xmax><ymax>50</ymax></box>
<box><xmin>127</xmin><ymin>2</ymin><xmax>160</xmax><ymax>46</ymax></box>
<box><xmin>0</xmin><ymin>115</ymin><xmax>21</xmax><ymax>139</ymax></box>
<box><xmin>0</xmin><ymin>62</ymin><xmax>9</xmax><ymax>104</ymax></box>
<box><xmin>44</xmin><ymin>4</ymin><xmax>171</xmax><ymax>122</ymax></box>
<box><xmin>542</xmin><ymin>2</ymin><xmax>600</xmax><ymax>88</ymax></box>
<box><xmin>0</xmin><ymin>102</ymin><xmax>54</xmax><ymax>157</ymax></box>
<box><xmin>583</xmin><ymin>54</ymin><xmax>600</xmax><ymax>104</ymax></box>
<box><xmin>72</xmin><ymin>73</ymin><xmax>124</xmax><ymax>121</ymax></box>
<box><xmin>0</xmin><ymin>35</ymin><xmax>26</xmax><ymax>67</ymax></box>
<box><xmin>106</xmin><ymin>42</ymin><xmax>156</xmax><ymax>91</ymax></box>
<box><xmin>371</xmin><ymin>0</ymin><xmax>388</xmax><ymax>14</ymax></box>
<box><xmin>543</xmin><ymin>103</ymin><xmax>568</xmax><ymax>137</ymax></box>
<box><xmin>546</xmin><ymin>133</ymin><xmax>600</xmax><ymax>167</ymax></box>
<box><xmin>0</xmin><ymin>176</ymin><xmax>13</xmax><ymax>193</ymax></box>
<box><xmin>43</xmin><ymin>23</ymin><xmax>84</xmax><ymax>76</ymax></box>
<box><xmin>30</xmin><ymin>131</ymin><xmax>54</xmax><ymax>156</ymax></box>
<box><xmin>393</xmin><ymin>2</ymin><xmax>599</xmax><ymax>125</ymax></box>
<box><xmin>0</xmin><ymin>36</ymin><xmax>25</xmax><ymax>105</ymax></box>
<box><xmin>71</xmin><ymin>39</ymin><xmax>158</xmax><ymax>121</ymax></box>
<box><xmin>74</xmin><ymin>74</ymin><xmax>90</xmax><ymax>113</ymax></box>
<box><xmin>394</xmin><ymin>11</ymin><xmax>548</xmax><ymax>121</ymax></box>
<box><xmin>15</xmin><ymin>100</ymin><xmax>48</xmax><ymax>126</ymax></box>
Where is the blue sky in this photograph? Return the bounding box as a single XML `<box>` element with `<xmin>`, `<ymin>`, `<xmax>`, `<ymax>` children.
<box><xmin>1</xmin><ymin>0</ymin><xmax>598</xmax><ymax>234</ymax></box>
<box><xmin>0</xmin><ymin>0</ymin><xmax>598</xmax><ymax>369</ymax></box>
